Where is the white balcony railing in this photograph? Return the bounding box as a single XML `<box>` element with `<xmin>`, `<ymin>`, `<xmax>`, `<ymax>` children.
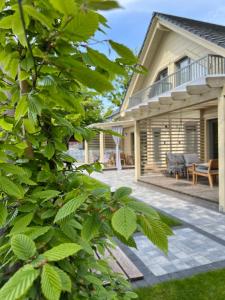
<box><xmin>128</xmin><ymin>55</ymin><xmax>225</xmax><ymax>108</ymax></box>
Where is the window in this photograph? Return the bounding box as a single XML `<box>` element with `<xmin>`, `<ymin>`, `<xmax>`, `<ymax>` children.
<box><xmin>176</xmin><ymin>57</ymin><xmax>190</xmax><ymax>70</ymax></box>
<box><xmin>175</xmin><ymin>56</ymin><xmax>191</xmax><ymax>86</ymax></box>
<box><xmin>185</xmin><ymin>123</ymin><xmax>198</xmax><ymax>154</ymax></box>
<box><xmin>156</xmin><ymin>68</ymin><xmax>168</xmax><ymax>81</ymax></box>
<box><xmin>149</xmin><ymin>68</ymin><xmax>169</xmax><ymax>98</ymax></box>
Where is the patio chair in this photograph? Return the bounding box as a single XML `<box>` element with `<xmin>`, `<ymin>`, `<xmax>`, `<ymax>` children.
<box><xmin>183</xmin><ymin>153</ymin><xmax>201</xmax><ymax>180</ymax></box>
<box><xmin>166</xmin><ymin>153</ymin><xmax>185</xmax><ymax>179</ymax></box>
<box><xmin>126</xmin><ymin>155</ymin><xmax>134</xmax><ymax>166</ymax></box>
<box><xmin>193</xmin><ymin>159</ymin><xmax>218</xmax><ymax>188</ymax></box>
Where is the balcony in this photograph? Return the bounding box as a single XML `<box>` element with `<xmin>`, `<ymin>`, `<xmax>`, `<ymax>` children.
<box><xmin>128</xmin><ymin>55</ymin><xmax>225</xmax><ymax>109</ymax></box>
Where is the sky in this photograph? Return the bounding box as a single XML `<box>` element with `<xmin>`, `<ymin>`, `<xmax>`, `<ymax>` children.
<box><xmin>99</xmin><ymin>0</ymin><xmax>225</xmax><ymax>54</ymax></box>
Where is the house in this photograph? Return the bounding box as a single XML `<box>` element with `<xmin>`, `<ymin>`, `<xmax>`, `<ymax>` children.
<box><xmin>84</xmin><ymin>12</ymin><xmax>225</xmax><ymax>211</ymax></box>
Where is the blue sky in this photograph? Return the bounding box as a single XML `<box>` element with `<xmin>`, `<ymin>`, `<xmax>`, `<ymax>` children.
<box><xmin>100</xmin><ymin>0</ymin><xmax>225</xmax><ymax>54</ymax></box>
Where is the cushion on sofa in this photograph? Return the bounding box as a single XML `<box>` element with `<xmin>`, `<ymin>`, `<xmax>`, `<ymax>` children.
<box><xmin>183</xmin><ymin>153</ymin><xmax>199</xmax><ymax>166</ymax></box>
<box><xmin>167</xmin><ymin>153</ymin><xmax>185</xmax><ymax>165</ymax></box>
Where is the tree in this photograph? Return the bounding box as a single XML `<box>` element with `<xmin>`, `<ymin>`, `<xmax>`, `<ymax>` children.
<box><xmin>81</xmin><ymin>91</ymin><xmax>105</xmax><ymax>126</ymax></box>
<box><xmin>0</xmin><ymin>1</ymin><xmax>172</xmax><ymax>299</ymax></box>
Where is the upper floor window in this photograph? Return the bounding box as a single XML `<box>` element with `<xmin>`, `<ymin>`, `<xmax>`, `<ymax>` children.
<box><xmin>149</xmin><ymin>68</ymin><xmax>169</xmax><ymax>98</ymax></box>
<box><xmin>156</xmin><ymin>68</ymin><xmax>168</xmax><ymax>81</ymax></box>
<box><xmin>175</xmin><ymin>56</ymin><xmax>191</xmax><ymax>86</ymax></box>
<box><xmin>176</xmin><ymin>56</ymin><xmax>190</xmax><ymax>70</ymax></box>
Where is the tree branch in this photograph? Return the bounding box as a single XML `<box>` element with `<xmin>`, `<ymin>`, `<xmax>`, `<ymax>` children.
<box><xmin>18</xmin><ymin>0</ymin><xmax>38</xmax><ymax>88</ymax></box>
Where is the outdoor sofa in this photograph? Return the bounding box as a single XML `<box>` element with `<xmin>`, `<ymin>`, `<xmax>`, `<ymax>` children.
<box><xmin>166</xmin><ymin>152</ymin><xmax>200</xmax><ymax>179</ymax></box>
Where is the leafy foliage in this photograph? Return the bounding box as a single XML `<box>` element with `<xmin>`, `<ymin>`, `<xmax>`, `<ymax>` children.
<box><xmin>0</xmin><ymin>265</ymin><xmax>39</xmax><ymax>300</ymax></box>
<box><xmin>11</xmin><ymin>234</ymin><xmax>36</xmax><ymax>260</ymax></box>
<box><xmin>112</xmin><ymin>207</ymin><xmax>137</xmax><ymax>240</ymax></box>
<box><xmin>43</xmin><ymin>243</ymin><xmax>82</xmax><ymax>262</ymax></box>
<box><xmin>0</xmin><ymin>0</ymin><xmax>171</xmax><ymax>299</ymax></box>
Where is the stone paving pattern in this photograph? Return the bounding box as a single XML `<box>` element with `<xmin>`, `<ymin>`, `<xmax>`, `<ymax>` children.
<box><xmin>92</xmin><ymin>170</ymin><xmax>225</xmax><ymax>285</ymax></box>
<box><xmin>131</xmin><ymin>229</ymin><xmax>225</xmax><ymax>276</ymax></box>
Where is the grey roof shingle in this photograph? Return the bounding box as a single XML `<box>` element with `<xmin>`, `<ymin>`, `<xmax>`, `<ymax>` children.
<box><xmin>154</xmin><ymin>12</ymin><xmax>225</xmax><ymax>49</ymax></box>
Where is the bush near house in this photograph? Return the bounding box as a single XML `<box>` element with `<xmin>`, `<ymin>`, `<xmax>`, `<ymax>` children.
<box><xmin>0</xmin><ymin>1</ymin><xmax>172</xmax><ymax>299</ymax></box>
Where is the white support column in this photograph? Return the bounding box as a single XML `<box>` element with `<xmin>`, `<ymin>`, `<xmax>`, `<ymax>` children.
<box><xmin>218</xmin><ymin>87</ymin><xmax>225</xmax><ymax>211</ymax></box>
<box><xmin>84</xmin><ymin>140</ymin><xmax>89</xmax><ymax>164</ymax></box>
<box><xmin>99</xmin><ymin>132</ymin><xmax>104</xmax><ymax>163</ymax></box>
<box><xmin>134</xmin><ymin>120</ymin><xmax>141</xmax><ymax>182</ymax></box>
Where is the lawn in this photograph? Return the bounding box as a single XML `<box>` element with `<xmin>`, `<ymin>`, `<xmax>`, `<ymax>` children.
<box><xmin>135</xmin><ymin>268</ymin><xmax>225</xmax><ymax>300</ymax></box>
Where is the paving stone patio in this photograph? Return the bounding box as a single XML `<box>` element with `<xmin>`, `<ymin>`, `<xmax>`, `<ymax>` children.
<box><xmin>92</xmin><ymin>170</ymin><xmax>225</xmax><ymax>286</ymax></box>
<box><xmin>131</xmin><ymin>229</ymin><xmax>225</xmax><ymax>276</ymax></box>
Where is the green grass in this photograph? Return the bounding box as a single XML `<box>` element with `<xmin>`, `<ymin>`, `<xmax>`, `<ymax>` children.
<box><xmin>158</xmin><ymin>212</ymin><xmax>182</xmax><ymax>227</ymax></box>
<box><xmin>135</xmin><ymin>268</ymin><xmax>225</xmax><ymax>300</ymax></box>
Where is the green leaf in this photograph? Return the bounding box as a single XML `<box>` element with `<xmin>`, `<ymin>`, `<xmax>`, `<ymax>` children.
<box><xmin>87</xmin><ymin>48</ymin><xmax>125</xmax><ymax>75</ymax></box>
<box><xmin>43</xmin><ymin>143</ymin><xmax>55</xmax><ymax>159</ymax></box>
<box><xmin>55</xmin><ymin>57</ymin><xmax>113</xmax><ymax>92</ymax></box>
<box><xmin>54</xmin><ymin>266</ymin><xmax>71</xmax><ymax>292</ymax></box>
<box><xmin>0</xmin><ymin>163</ymin><xmax>29</xmax><ymax>177</ymax></box>
<box><xmin>41</xmin><ymin>264</ymin><xmax>61</xmax><ymax>300</ymax></box>
<box><xmin>23</xmin><ymin>5</ymin><xmax>52</xmax><ymax>29</ymax></box>
<box><xmin>112</xmin><ymin>207</ymin><xmax>137</xmax><ymax>240</ymax></box>
<box><xmin>23</xmin><ymin>226</ymin><xmax>50</xmax><ymax>240</ymax></box>
<box><xmin>0</xmin><ymin>119</ymin><xmax>13</xmax><ymax>131</ymax></box>
<box><xmin>127</xmin><ymin>199</ymin><xmax>159</xmax><ymax>218</ymax></box>
<box><xmin>109</xmin><ymin>40</ymin><xmax>137</xmax><ymax>64</ymax></box>
<box><xmin>0</xmin><ymin>90</ymin><xmax>7</xmax><ymax>101</ymax></box>
<box><xmin>21</xmin><ymin>55</ymin><xmax>34</xmax><ymax>72</ymax></box>
<box><xmin>125</xmin><ymin>291</ymin><xmax>138</xmax><ymax>299</ymax></box>
<box><xmin>0</xmin><ymin>15</ymin><xmax>14</xmax><ymax>29</ymax></box>
<box><xmin>113</xmin><ymin>231</ymin><xmax>137</xmax><ymax>248</ymax></box>
<box><xmin>0</xmin><ymin>265</ymin><xmax>39</xmax><ymax>300</ymax></box>
<box><xmin>137</xmin><ymin>215</ymin><xmax>172</xmax><ymax>253</ymax></box>
<box><xmin>43</xmin><ymin>243</ymin><xmax>82</xmax><ymax>261</ymax></box>
<box><xmin>113</xmin><ymin>187</ymin><xmax>132</xmax><ymax>200</ymax></box>
<box><xmin>0</xmin><ymin>175</ymin><xmax>24</xmax><ymax>199</ymax></box>
<box><xmin>65</xmin><ymin>11</ymin><xmax>99</xmax><ymax>41</ymax></box>
<box><xmin>81</xmin><ymin>214</ymin><xmax>100</xmax><ymax>241</ymax></box>
<box><xmin>0</xmin><ymin>0</ymin><xmax>5</xmax><ymax>10</ymax></box>
<box><xmin>88</xmin><ymin>1</ymin><xmax>120</xmax><ymax>10</ymax></box>
<box><xmin>0</xmin><ymin>203</ymin><xmax>7</xmax><ymax>227</ymax></box>
<box><xmin>10</xmin><ymin>212</ymin><xmax>34</xmax><ymax>234</ymax></box>
<box><xmin>18</xmin><ymin>70</ymin><xmax>29</xmax><ymax>81</ymax></box>
<box><xmin>12</xmin><ymin>11</ymin><xmax>29</xmax><ymax>47</ymax></box>
<box><xmin>15</xmin><ymin>96</ymin><xmax>28</xmax><ymax>121</ymax></box>
<box><xmin>85</xmin><ymin>274</ymin><xmax>102</xmax><ymax>286</ymax></box>
<box><xmin>49</xmin><ymin>0</ymin><xmax>77</xmax><ymax>16</ymax></box>
<box><xmin>23</xmin><ymin>118</ymin><xmax>37</xmax><ymax>134</ymax></box>
<box><xmin>54</xmin><ymin>195</ymin><xmax>87</xmax><ymax>223</ymax></box>
<box><xmin>32</xmin><ymin>190</ymin><xmax>60</xmax><ymax>201</ymax></box>
<box><xmin>11</xmin><ymin>234</ymin><xmax>36</xmax><ymax>260</ymax></box>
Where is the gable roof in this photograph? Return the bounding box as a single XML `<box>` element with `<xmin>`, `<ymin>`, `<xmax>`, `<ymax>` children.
<box><xmin>155</xmin><ymin>12</ymin><xmax>225</xmax><ymax>49</ymax></box>
<box><xmin>120</xmin><ymin>12</ymin><xmax>225</xmax><ymax>113</ymax></box>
